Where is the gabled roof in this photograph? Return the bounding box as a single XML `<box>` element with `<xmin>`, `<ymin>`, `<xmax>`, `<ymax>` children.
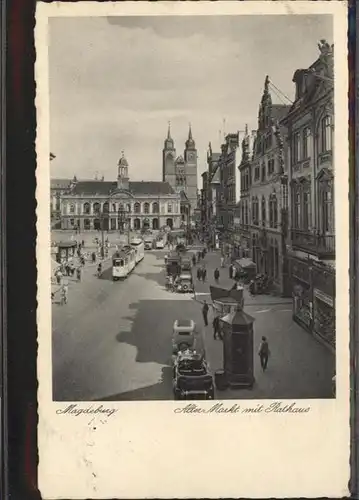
<box><xmin>51</xmin><ymin>178</ymin><xmax>73</xmax><ymax>189</ymax></box>
<box><xmin>271</xmin><ymin>104</ymin><xmax>290</xmax><ymax>124</ymax></box>
<box><xmin>68</xmin><ymin>180</ymin><xmax>175</xmax><ymax>196</ymax></box>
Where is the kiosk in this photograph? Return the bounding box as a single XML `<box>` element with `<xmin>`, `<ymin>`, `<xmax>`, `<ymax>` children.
<box><xmin>210</xmin><ymin>286</ymin><xmax>255</xmax><ymax>389</ymax></box>
<box><xmin>56</xmin><ymin>241</ymin><xmax>77</xmax><ymax>264</ymax></box>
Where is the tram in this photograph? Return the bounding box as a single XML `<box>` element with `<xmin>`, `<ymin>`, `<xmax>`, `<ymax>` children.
<box><xmin>130</xmin><ymin>238</ymin><xmax>145</xmax><ymax>264</ymax></box>
<box><xmin>112</xmin><ymin>246</ymin><xmax>136</xmax><ymax>280</ymax></box>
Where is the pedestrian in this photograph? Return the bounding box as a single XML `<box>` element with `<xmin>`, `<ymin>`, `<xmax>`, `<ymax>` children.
<box><xmin>201</xmin><ymin>249</ymin><xmax>205</xmax><ymax>259</ymax></box>
<box><xmin>192</xmin><ymin>254</ymin><xmax>196</xmax><ymax>266</ymax></box>
<box><xmin>214</xmin><ymin>268</ymin><xmax>220</xmax><ymax>284</ymax></box>
<box><xmin>97</xmin><ymin>262</ymin><xmax>102</xmax><ymax>277</ymax></box>
<box><xmin>220</xmin><ymin>256</ymin><xmax>224</xmax><ymax>268</ymax></box>
<box><xmin>202</xmin><ymin>300</ymin><xmax>209</xmax><ymax>327</ymax></box>
<box><xmin>76</xmin><ymin>267</ymin><xmax>81</xmax><ymax>281</ymax></box>
<box><xmin>82</xmin><ymin>239</ymin><xmax>85</xmax><ymax>247</ymax></box>
<box><xmin>258</xmin><ymin>336</ymin><xmax>270</xmax><ymax>371</ymax></box>
<box><xmin>202</xmin><ymin>266</ymin><xmax>207</xmax><ymax>282</ymax></box>
<box><xmin>212</xmin><ymin>315</ymin><xmax>220</xmax><ymax>339</ymax></box>
<box><xmin>92</xmin><ymin>252</ymin><xmax>96</xmax><ymax>264</ymax></box>
<box><xmin>61</xmin><ymin>284</ymin><xmax>68</xmax><ymax>305</ymax></box>
<box><xmin>229</xmin><ymin>264</ymin><xmax>233</xmax><ymax>279</ymax></box>
<box><xmin>197</xmin><ymin>267</ymin><xmax>202</xmax><ymax>281</ymax></box>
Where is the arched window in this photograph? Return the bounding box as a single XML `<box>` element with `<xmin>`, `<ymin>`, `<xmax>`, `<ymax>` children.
<box><xmin>321</xmin><ymin>115</ymin><xmax>332</xmax><ymax>153</ymax></box>
<box><xmin>134</xmin><ymin>202</ymin><xmax>141</xmax><ymax>214</ymax></box>
<box><xmin>93</xmin><ymin>202</ymin><xmax>101</xmax><ymax>215</ymax></box>
<box><xmin>83</xmin><ymin>202</ymin><xmax>90</xmax><ymax>215</ymax></box>
<box><xmin>167</xmin><ymin>203</ymin><xmax>172</xmax><ymax>213</ymax></box>
<box><xmin>261</xmin><ymin>163</ymin><xmax>266</xmax><ymax>182</ymax></box>
<box><xmin>269</xmin><ymin>194</ymin><xmax>278</xmax><ymax>228</ymax></box>
<box><xmin>103</xmin><ymin>202</ymin><xmax>109</xmax><ymax>213</ymax></box>
<box><xmin>261</xmin><ymin>197</ymin><xmax>266</xmax><ymax>226</ymax></box>
<box><xmin>69</xmin><ymin>203</ymin><xmax>75</xmax><ymax>214</ymax></box>
<box><xmin>152</xmin><ymin>202</ymin><xmax>159</xmax><ymax>214</ymax></box>
<box><xmin>302</xmin><ymin>187</ymin><xmax>311</xmax><ymax>230</ymax></box>
<box><xmin>112</xmin><ymin>203</ymin><xmax>117</xmax><ymax>213</ymax></box>
<box><xmin>118</xmin><ymin>203</ymin><xmax>124</xmax><ymax>212</ymax></box>
<box><xmin>293</xmin><ymin>187</ymin><xmax>300</xmax><ymax>229</ymax></box>
<box><xmin>319</xmin><ymin>179</ymin><xmax>334</xmax><ymax>233</ymax></box>
<box><xmin>144</xmin><ymin>202</ymin><xmax>150</xmax><ymax>214</ymax></box>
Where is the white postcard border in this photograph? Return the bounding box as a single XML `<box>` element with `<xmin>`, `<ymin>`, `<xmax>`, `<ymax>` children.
<box><xmin>36</xmin><ymin>2</ymin><xmax>350</xmax><ymax>498</ymax></box>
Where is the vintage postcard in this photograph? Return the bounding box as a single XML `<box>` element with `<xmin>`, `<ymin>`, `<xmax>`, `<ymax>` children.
<box><xmin>36</xmin><ymin>1</ymin><xmax>350</xmax><ymax>498</ymax></box>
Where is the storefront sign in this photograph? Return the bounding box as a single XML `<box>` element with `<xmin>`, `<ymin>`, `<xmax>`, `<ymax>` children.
<box><xmin>314</xmin><ymin>288</ymin><xmax>334</xmax><ymax>307</ymax></box>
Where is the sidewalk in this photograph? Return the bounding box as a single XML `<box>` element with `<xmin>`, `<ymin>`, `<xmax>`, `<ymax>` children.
<box><xmin>192</xmin><ymin>250</ymin><xmax>292</xmax><ymax>307</ymax></box>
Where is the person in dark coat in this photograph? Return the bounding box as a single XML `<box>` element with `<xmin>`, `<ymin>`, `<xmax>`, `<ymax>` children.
<box><xmin>258</xmin><ymin>336</ymin><xmax>270</xmax><ymax>371</ymax></box>
<box><xmin>214</xmin><ymin>268</ymin><xmax>220</xmax><ymax>284</ymax></box>
<box><xmin>212</xmin><ymin>315</ymin><xmax>220</xmax><ymax>339</ymax></box>
<box><xmin>202</xmin><ymin>266</ymin><xmax>207</xmax><ymax>282</ymax></box>
<box><xmin>192</xmin><ymin>254</ymin><xmax>196</xmax><ymax>266</ymax></box>
<box><xmin>202</xmin><ymin>300</ymin><xmax>209</xmax><ymax>326</ymax></box>
<box><xmin>197</xmin><ymin>267</ymin><xmax>202</xmax><ymax>281</ymax></box>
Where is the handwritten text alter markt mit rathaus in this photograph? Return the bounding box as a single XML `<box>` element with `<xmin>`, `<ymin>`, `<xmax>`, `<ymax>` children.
<box><xmin>174</xmin><ymin>402</ymin><xmax>311</xmax><ymax>414</ymax></box>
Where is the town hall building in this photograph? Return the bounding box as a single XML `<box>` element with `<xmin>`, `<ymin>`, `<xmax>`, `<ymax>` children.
<box><xmin>54</xmin><ymin>152</ymin><xmax>184</xmax><ymax>231</ymax></box>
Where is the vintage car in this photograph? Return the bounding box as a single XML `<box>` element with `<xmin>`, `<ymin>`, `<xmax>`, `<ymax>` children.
<box><xmin>172</xmin><ymin>319</ymin><xmax>196</xmax><ymax>354</ymax></box>
<box><xmin>175</xmin><ymin>243</ymin><xmax>187</xmax><ymax>253</ymax></box>
<box><xmin>144</xmin><ymin>237</ymin><xmax>155</xmax><ymax>250</ymax></box>
<box><xmin>173</xmin><ymin>349</ymin><xmax>214</xmax><ymax>400</ymax></box>
<box><xmin>174</xmin><ymin>273</ymin><xmax>194</xmax><ymax>293</ymax></box>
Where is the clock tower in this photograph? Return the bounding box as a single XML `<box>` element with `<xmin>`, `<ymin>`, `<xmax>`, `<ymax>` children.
<box><xmin>184</xmin><ymin>124</ymin><xmax>198</xmax><ymax>214</ymax></box>
<box><xmin>162</xmin><ymin>122</ymin><xmax>176</xmax><ymax>188</ymax></box>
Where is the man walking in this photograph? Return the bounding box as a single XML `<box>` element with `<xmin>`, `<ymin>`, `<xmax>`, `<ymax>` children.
<box><xmin>220</xmin><ymin>256</ymin><xmax>224</xmax><ymax>268</ymax></box>
<box><xmin>212</xmin><ymin>315</ymin><xmax>220</xmax><ymax>340</ymax></box>
<box><xmin>202</xmin><ymin>300</ymin><xmax>209</xmax><ymax>327</ymax></box>
<box><xmin>197</xmin><ymin>267</ymin><xmax>202</xmax><ymax>281</ymax></box>
<box><xmin>258</xmin><ymin>336</ymin><xmax>270</xmax><ymax>371</ymax></box>
<box><xmin>214</xmin><ymin>267</ymin><xmax>220</xmax><ymax>284</ymax></box>
<box><xmin>202</xmin><ymin>266</ymin><xmax>207</xmax><ymax>283</ymax></box>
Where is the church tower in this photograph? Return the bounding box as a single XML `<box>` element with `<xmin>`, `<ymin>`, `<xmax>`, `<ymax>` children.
<box><xmin>117</xmin><ymin>151</ymin><xmax>129</xmax><ymax>191</ymax></box>
<box><xmin>162</xmin><ymin>123</ymin><xmax>176</xmax><ymax>187</ymax></box>
<box><xmin>184</xmin><ymin>124</ymin><xmax>198</xmax><ymax>213</ymax></box>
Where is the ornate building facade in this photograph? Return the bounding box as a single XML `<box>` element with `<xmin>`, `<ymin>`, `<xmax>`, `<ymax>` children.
<box><xmin>248</xmin><ymin>76</ymin><xmax>291</xmax><ymax>296</ymax></box>
<box><xmin>58</xmin><ymin>152</ymin><xmax>182</xmax><ymax>231</ymax></box>
<box><xmin>218</xmin><ymin>132</ymin><xmax>240</xmax><ymax>255</ymax></box>
<box><xmin>162</xmin><ymin>124</ymin><xmax>198</xmax><ymax>215</ymax></box>
<box><xmin>283</xmin><ymin>41</ymin><xmax>335</xmax><ymax>349</ymax></box>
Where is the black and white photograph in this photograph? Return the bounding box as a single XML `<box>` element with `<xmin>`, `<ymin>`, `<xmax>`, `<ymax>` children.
<box><xmin>47</xmin><ymin>12</ymin><xmax>338</xmax><ymax>403</ymax></box>
<box><xmin>36</xmin><ymin>2</ymin><xmax>350</xmax><ymax>498</ymax></box>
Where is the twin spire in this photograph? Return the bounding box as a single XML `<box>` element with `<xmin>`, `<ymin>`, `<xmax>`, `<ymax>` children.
<box><xmin>164</xmin><ymin>122</ymin><xmax>195</xmax><ymax>149</ymax></box>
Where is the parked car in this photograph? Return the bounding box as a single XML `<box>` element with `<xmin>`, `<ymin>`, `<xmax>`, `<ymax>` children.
<box><xmin>172</xmin><ymin>319</ymin><xmax>196</xmax><ymax>354</ymax></box>
<box><xmin>174</xmin><ymin>273</ymin><xmax>194</xmax><ymax>293</ymax></box>
<box><xmin>172</xmin><ymin>349</ymin><xmax>214</xmax><ymax>400</ymax></box>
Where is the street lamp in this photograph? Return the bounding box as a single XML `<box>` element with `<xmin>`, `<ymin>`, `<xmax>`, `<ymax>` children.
<box><xmin>99</xmin><ymin>209</ymin><xmax>109</xmax><ymax>259</ymax></box>
<box><xmin>118</xmin><ymin>205</ymin><xmax>131</xmax><ymax>245</ymax></box>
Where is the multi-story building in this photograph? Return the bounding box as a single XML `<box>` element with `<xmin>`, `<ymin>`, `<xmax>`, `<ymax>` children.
<box><xmin>58</xmin><ymin>152</ymin><xmax>182</xmax><ymax>231</ymax></box>
<box><xmin>206</xmin><ymin>144</ymin><xmax>221</xmax><ymax>249</ymax></box>
<box><xmin>249</xmin><ymin>76</ymin><xmax>291</xmax><ymax>295</ymax></box>
<box><xmin>283</xmin><ymin>41</ymin><xmax>335</xmax><ymax>348</ymax></box>
<box><xmin>200</xmin><ymin>171</ymin><xmax>209</xmax><ymax>231</ymax></box>
<box><xmin>218</xmin><ymin>132</ymin><xmax>240</xmax><ymax>255</ymax></box>
<box><xmin>162</xmin><ymin>124</ymin><xmax>198</xmax><ymax>216</ymax></box>
<box><xmin>236</xmin><ymin>125</ymin><xmax>253</xmax><ymax>259</ymax></box>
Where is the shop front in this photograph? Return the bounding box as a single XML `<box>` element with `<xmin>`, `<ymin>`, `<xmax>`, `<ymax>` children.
<box><xmin>290</xmin><ymin>257</ymin><xmax>312</xmax><ymax>331</ymax></box>
<box><xmin>312</xmin><ymin>264</ymin><xmax>335</xmax><ymax>350</ymax></box>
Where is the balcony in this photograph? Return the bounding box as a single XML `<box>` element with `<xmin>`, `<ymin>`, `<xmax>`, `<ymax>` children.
<box><xmin>291</xmin><ymin>229</ymin><xmax>335</xmax><ymax>258</ymax></box>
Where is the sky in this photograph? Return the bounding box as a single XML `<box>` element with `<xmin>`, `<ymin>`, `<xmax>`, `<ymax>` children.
<box><xmin>49</xmin><ymin>14</ymin><xmax>332</xmax><ymax>183</ymax></box>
